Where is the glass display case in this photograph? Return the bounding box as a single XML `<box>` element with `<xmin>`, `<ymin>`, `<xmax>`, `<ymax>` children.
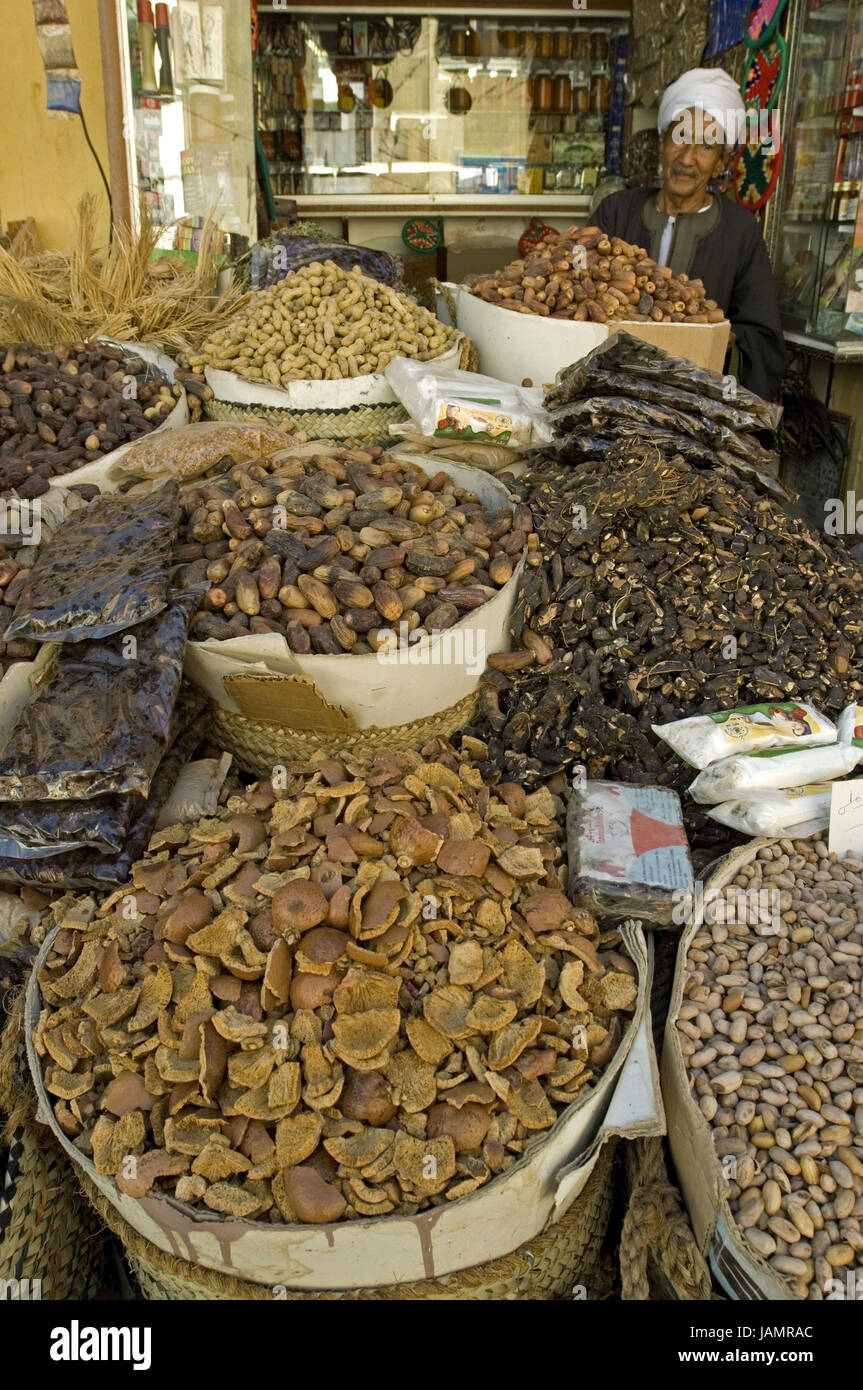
<box><xmin>254</xmin><ymin>10</ymin><xmax>629</xmax><ymax>201</ymax></box>
<box><xmin>774</xmin><ymin>0</ymin><xmax>863</xmax><ymax>339</ymax></box>
<box><xmin>121</xmin><ymin>0</ymin><xmax>256</xmax><ymax>244</ymax></box>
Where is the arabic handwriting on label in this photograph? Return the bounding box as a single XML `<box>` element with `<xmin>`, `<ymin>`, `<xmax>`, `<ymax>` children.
<box><xmin>829</xmin><ymin>781</ymin><xmax>863</xmax><ymax>856</ymax></box>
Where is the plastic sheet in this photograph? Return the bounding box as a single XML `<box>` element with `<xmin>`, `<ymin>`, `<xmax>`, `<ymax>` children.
<box><xmin>4</xmin><ymin>482</ymin><xmax>180</xmax><ymax>644</ymax></box>
<box><xmin>0</xmin><ymin>590</ymin><xmax>201</xmax><ymax>801</ymax></box>
<box><xmin>115</xmin><ymin>421</ymin><xmax>292</xmax><ymax>482</ymax></box>
<box><xmin>254</xmin><ymin>238</ymin><xmax>403</xmax><ymax>291</ymax></box>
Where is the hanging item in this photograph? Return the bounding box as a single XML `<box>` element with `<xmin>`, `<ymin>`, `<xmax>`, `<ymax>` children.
<box><xmin>30</xmin><ymin>0</ymin><xmax>81</xmax><ymax>114</ymax></box>
<box><xmin>733</xmin><ymin>126</ymin><xmax>782</xmax><ymax>210</ymax></box>
<box><xmin>742</xmin><ymin>33</ymin><xmax>787</xmax><ymax>113</ymax></box>
<box><xmin>745</xmin><ymin>0</ymin><xmax>789</xmax><ymax>48</ymax></box>
<box><xmin>518</xmin><ymin>217</ymin><xmax>559</xmax><ymax>258</ymax></box>
<box><xmin>704</xmin><ymin>0</ymin><xmax>751</xmax><ymax>60</ymax></box>
<box><xmin>401</xmin><ymin>217</ymin><xmax>443</xmax><ymax>253</ymax></box>
<box><xmin>369</xmin><ymin>73</ymin><xmax>394</xmax><ymax>109</ymax></box>
<box><xmin>447</xmin><ymin>85</ymin><xmax>472</xmax><ymax>114</ymax></box>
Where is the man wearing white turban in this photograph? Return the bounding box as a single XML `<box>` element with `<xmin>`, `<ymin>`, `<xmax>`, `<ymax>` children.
<box><xmin>593</xmin><ymin>67</ymin><xmax>786</xmax><ymax>400</ymax></box>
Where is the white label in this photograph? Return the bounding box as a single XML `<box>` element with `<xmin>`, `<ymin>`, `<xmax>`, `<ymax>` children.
<box><xmin>828</xmin><ymin>779</ymin><xmax>863</xmax><ymax>856</ymax></box>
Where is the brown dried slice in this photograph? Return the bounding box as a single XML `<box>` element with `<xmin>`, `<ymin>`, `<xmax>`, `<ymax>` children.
<box><xmin>301</xmin><ymin>1043</ymin><xmax>336</xmax><ymax>1099</ymax></box>
<box><xmin>427</xmin><ymin>1101</ymin><xmax>491</xmax><ymax>1151</ymax></box>
<box><xmin>211</xmin><ymin>1005</ymin><xmax>267</xmax><ymax>1044</ymax></box>
<box><xmin>411</xmin><ymin>763</ymin><xmax>461</xmax><ymax>792</ymax></box>
<box><xmin>340</xmin><ymin>1069</ymin><xmax>396</xmax><ymax>1125</ymax></box>
<box><xmin>520</xmin><ymin>889</ymin><xmax>576</xmax><ymax>933</ymax></box>
<box><xmin>506</xmin><ymin>1075</ymin><xmax>556</xmax><ymax>1130</ymax></box>
<box><xmin>161</xmin><ymin>889</ymin><xmax>213</xmax><ymax>943</ymax></box>
<box><xmin>115</xmin><ymin>1149</ymin><xmax>189</xmax><ymax>1197</ymax></box>
<box><xmin>155</xmin><ymin>1046</ymin><xmax>201</xmax><ymax>1084</ymax></box>
<box><xmin>465</xmin><ymin>994</ymin><xmax>517</xmax><ymax>1033</ymax></box>
<box><xmin>281</xmin><ymin>1166</ymin><xmax>346</xmax><ymax>1223</ymax></box>
<box><xmin>558</xmin><ymin>961</ymin><xmax>590</xmax><ymax>1011</ymax></box>
<box><xmin>324</xmin><ymin>1127</ymin><xmax>395</xmax><ymax>1168</ymax></box>
<box><xmin>595</xmin><ymin>970</ymin><xmax>638</xmax><ymax>1011</ymax></box>
<box><xmin>109</xmin><ymin>1109</ymin><xmax>147</xmax><ymax>1171</ymax></box>
<box><xmin>447</xmin><ymin>940</ymin><xmax>483</xmax><ymax>987</ymax></box>
<box><xmin>272</xmin><ymin>879</ymin><xmax>329</xmax><ymax>936</ymax></box>
<box><xmin>291</xmin><ymin>970</ymin><xmax>344</xmax><ymax>1012</ymax></box>
<box><xmin>502</xmin><ymin>941</ymin><xmax>545</xmax><ymax>1007</ymax></box>
<box><xmin>50</xmin><ymin>939</ymin><xmax>101</xmax><ymax>999</ymax></box>
<box><xmin>405</xmin><ymin>1016</ymin><xmax>452</xmax><ymax>1066</ymax></box>
<box><xmin>392</xmin><ymin>1132</ymin><xmax>456</xmax><ymax>1196</ymax></box>
<box><xmin>228</xmin><ymin>1045</ymin><xmax>277</xmax><ymax>1090</ymax></box>
<box><xmin>389</xmin><ymin>815</ymin><xmax>443</xmax><ymax>867</ymax></box>
<box><xmin>45</xmin><ymin>1066</ymin><xmax>94</xmax><ymax>1099</ymax></box>
<box><xmin>275</xmin><ymin>1112</ymin><xmax>324</xmax><ymax>1168</ymax></box>
<box><xmin>475</xmin><ymin>898</ymin><xmax>507</xmax><ymax>936</ymax></box>
<box><xmin>102</xmin><ymin>1070</ymin><xmax>155</xmax><ymax>1117</ymax></box>
<box><xmin>191</xmin><ymin>1142</ymin><xmax>251</xmax><ymax>1181</ymax></box>
<box><xmin>356</xmin><ymin>880</ymin><xmax>406</xmax><ymax>939</ymax></box>
<box><xmin>437</xmin><ymin>839</ymin><xmax>491</xmax><ymax>877</ymax></box>
<box><xmin>346</xmin><ymin>940</ymin><xmax>388</xmax><ymax>968</ymax></box>
<box><xmin>332</xmin><ymin>1008</ymin><xmax>401</xmax><ymax>1063</ymax></box>
<box><xmin>176</xmin><ymin>1174</ymin><xmax>207</xmax><ymax>1203</ymax></box>
<box><xmin>294</xmin><ymin>927</ymin><xmax>349</xmax><ymax>976</ymax></box>
<box><xmin>566</xmin><ymin>936</ymin><xmax>603</xmax><ymax>974</ymax></box>
<box><xmin>269</xmin><ymin>1061</ymin><xmax>302</xmax><ymax>1113</ymax></box>
<box><xmin>441</xmin><ymin>1079</ymin><xmax>496</xmax><ymax>1108</ymax></box>
<box><xmin>186</xmin><ymin>906</ymin><xmax>247</xmax><ymax>958</ymax></box>
<box><xmin>99</xmin><ymin>941</ymin><xmax>126</xmax><ymax>993</ymax></box>
<box><xmin>445</xmin><ymin>1176</ymin><xmax>485</xmax><ymax>1200</ymax></box>
<box><xmin>44</xmin><ymin>1026</ymin><xmax>80</xmax><ymax>1071</ymax></box>
<box><xmin>384</xmin><ymin>1050</ymin><xmax>437</xmax><ymax>1113</ymax></box>
<box><xmin>202</xmin><ymin>1183</ymin><xmax>262</xmax><ymax>1218</ymax></box>
<box><xmin>199</xmin><ymin>1020</ymin><xmax>228</xmax><ymax>1103</ymax></box>
<box><xmin>82</xmin><ymin>985</ymin><xmax>141</xmax><ymax>1027</ymax></box>
<box><xmin>333</xmin><ymin>969</ymin><xmax>400</xmax><ymax>1015</ymax></box>
<box><xmin>90</xmin><ymin>1115</ymin><xmax>117</xmax><ymax>1173</ymax></box>
<box><xmin>487</xmin><ymin>1017</ymin><xmax>544</xmax><ymax>1071</ymax></box>
<box><xmin>164</xmin><ymin>1114</ymin><xmax>227</xmax><ymax>1155</ymax></box>
<box><xmin>423</xmin><ymin>984</ymin><xmax>473</xmax><ymax>1040</ymax></box>
<box><xmin>495</xmin><ymin>846</ymin><xmax>545</xmax><ymax>879</ymax></box>
<box><xmin>549</xmin><ymin>1057</ymin><xmax>587</xmax><ymax>1087</ymax></box>
<box><xmin>128</xmin><ymin>964</ymin><xmax>174</xmax><ymax>1033</ymax></box>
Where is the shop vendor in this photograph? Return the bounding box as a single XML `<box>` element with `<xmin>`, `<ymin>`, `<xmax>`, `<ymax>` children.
<box><xmin>593</xmin><ymin>67</ymin><xmax>786</xmax><ymax>401</ymax></box>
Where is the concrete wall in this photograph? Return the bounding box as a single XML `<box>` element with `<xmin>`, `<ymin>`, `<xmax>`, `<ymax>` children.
<box><xmin>0</xmin><ymin>0</ymin><xmax>111</xmax><ymax>250</ymax></box>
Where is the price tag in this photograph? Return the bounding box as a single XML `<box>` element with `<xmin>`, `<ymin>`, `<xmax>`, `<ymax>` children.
<box><xmin>828</xmin><ymin>779</ymin><xmax>863</xmax><ymax>857</ymax></box>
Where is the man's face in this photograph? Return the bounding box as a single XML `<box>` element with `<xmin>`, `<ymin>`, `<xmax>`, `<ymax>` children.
<box><xmin>661</xmin><ymin>107</ymin><xmax>726</xmax><ymax>204</ymax></box>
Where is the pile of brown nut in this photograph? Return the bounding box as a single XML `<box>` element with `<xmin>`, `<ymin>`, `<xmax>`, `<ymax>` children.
<box><xmin>33</xmin><ymin>741</ymin><xmax>637</xmax><ymax>1224</ymax></box>
<box><xmin>173</xmin><ymin>446</ymin><xmax>533</xmax><ymax>651</ymax></box>
<box><xmin>678</xmin><ymin>836</ymin><xmax>863</xmax><ymax>1299</ymax></box>
<box><xmin>466</xmin><ymin>226</ymin><xmax>722</xmax><ymax>323</ymax></box>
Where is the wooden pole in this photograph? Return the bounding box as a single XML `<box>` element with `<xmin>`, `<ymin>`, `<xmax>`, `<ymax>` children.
<box><xmin>97</xmin><ymin>0</ymin><xmax>133</xmax><ymax>232</ymax></box>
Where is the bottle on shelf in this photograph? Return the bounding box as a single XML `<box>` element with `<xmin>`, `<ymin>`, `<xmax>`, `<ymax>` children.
<box><xmin>137</xmin><ymin>0</ymin><xmax>157</xmax><ymax>91</ymax></box>
<box><xmin>155</xmin><ymin>3</ymin><xmax>173</xmax><ymax>94</ymax></box>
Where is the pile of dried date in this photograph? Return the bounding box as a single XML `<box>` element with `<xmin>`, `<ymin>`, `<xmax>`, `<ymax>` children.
<box><xmin>0</xmin><ymin>343</ymin><xmax>178</xmax><ymax>498</ymax></box>
<box><xmin>173</xmin><ymin>446</ymin><xmax>532</xmax><ymax>651</ymax></box>
<box><xmin>462</xmin><ymin>445</ymin><xmax>863</xmax><ymax>844</ymax></box>
<box><xmin>32</xmin><ymin>740</ymin><xmax>637</xmax><ymax>1223</ymax></box>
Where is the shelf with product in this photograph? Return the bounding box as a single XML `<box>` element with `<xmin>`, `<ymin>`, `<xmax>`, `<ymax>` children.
<box><xmin>254</xmin><ymin>10</ymin><xmax>628</xmax><ymax>204</ymax></box>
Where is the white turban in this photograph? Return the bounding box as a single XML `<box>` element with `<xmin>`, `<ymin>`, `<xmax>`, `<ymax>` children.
<box><xmin>658</xmin><ymin>67</ymin><xmax>746</xmax><ymax>145</ymax></box>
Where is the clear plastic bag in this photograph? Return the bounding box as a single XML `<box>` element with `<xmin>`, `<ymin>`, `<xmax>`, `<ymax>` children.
<box><xmin>550</xmin><ymin>396</ymin><xmax>778</xmax><ymax>471</ymax></box>
<box><xmin>566</xmin><ymin>780</ymin><xmax>694</xmax><ymax>927</ymax></box>
<box><xmin>0</xmin><ymin>590</ymin><xmax>201</xmax><ymax>801</ymax></box>
<box><xmin>115</xmin><ymin>421</ymin><xmax>292</xmax><ymax>482</ymax></box>
<box><xmin>547</xmin><ymin>367</ymin><xmax>779</xmax><ymax>440</ymax></box>
<box><xmin>385</xmin><ymin>357</ymin><xmax>551</xmax><ymax>446</ymax></box>
<box><xmin>4</xmin><ymin>482</ymin><xmax>179</xmax><ymax>643</ymax></box>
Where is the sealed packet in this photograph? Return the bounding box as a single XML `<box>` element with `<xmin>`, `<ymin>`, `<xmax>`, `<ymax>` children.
<box><xmin>566</xmin><ymin>780</ymin><xmax>694</xmax><ymax>927</ymax></box>
<box><xmin>0</xmin><ymin>591</ymin><xmax>200</xmax><ymax>801</ymax></box>
<box><xmin>706</xmin><ymin>785</ymin><xmax>833</xmax><ymax>837</ymax></box>
<box><xmin>115</xmin><ymin>420</ymin><xmax>291</xmax><ymax>481</ymax></box>
<box><xmin>386</xmin><ymin>356</ymin><xmax>551</xmax><ymax>446</ymax></box>
<box><xmin>653</xmin><ymin>701</ymin><xmax>836</xmax><ymax>771</ymax></box>
<box><xmin>688</xmin><ymin>741</ymin><xmax>863</xmax><ymax>804</ymax></box>
<box><xmin>4</xmin><ymin>482</ymin><xmax>180</xmax><ymax>643</ymax></box>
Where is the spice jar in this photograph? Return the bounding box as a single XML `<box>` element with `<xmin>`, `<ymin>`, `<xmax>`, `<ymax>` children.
<box><xmin>466</xmin><ymin>24</ymin><xmax>482</xmax><ymax>57</ymax></box>
<box><xmin>536</xmin><ymin>25</ymin><xmax>553</xmax><ymax>59</ymax></box>
<box><xmin>573</xmin><ymin>83</ymin><xmax>589</xmax><ymax>114</ymax></box>
<box><xmin>485</xmin><ymin>23</ymin><xmax>499</xmax><ymax>56</ymax></box>
<box><xmin>590</xmin><ymin>71</ymin><xmax>610</xmax><ymax>112</ymax></box>
<box><xmin>553</xmin><ymin>70</ymin><xmax>572</xmax><ymax>113</ymax></box>
<box><xmin>533</xmin><ymin>69</ymin><xmax>553</xmax><ymax>113</ymax></box>
<box><xmin>500</xmin><ymin>24</ymin><xmax>521</xmax><ymax>55</ymax></box>
<box><xmin>572</xmin><ymin>30</ymin><xmax>590</xmax><ymax>61</ymax></box>
<box><xmin>449</xmin><ymin>26</ymin><xmax>467</xmax><ymax>57</ymax></box>
<box><xmin>521</xmin><ymin>26</ymin><xmax>537</xmax><ymax>58</ymax></box>
<box><xmin>590</xmin><ymin>30</ymin><xmax>608</xmax><ymax>62</ymax></box>
<box><xmin>553</xmin><ymin>26</ymin><xmax>570</xmax><ymax>60</ymax></box>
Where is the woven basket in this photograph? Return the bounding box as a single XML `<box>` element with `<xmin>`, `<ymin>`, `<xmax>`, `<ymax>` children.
<box><xmin>203</xmin><ymin>397</ymin><xmax>410</xmax><ymax>447</ymax></box>
<box><xmin>0</xmin><ymin>989</ymin><xmax>106</xmax><ymax>1299</ymax></box>
<box><xmin>81</xmin><ymin>1141</ymin><xmax>616</xmax><ymax>1301</ymax></box>
<box><xmin>619</xmin><ymin>1137</ymin><xmax>712</xmax><ymax>1301</ymax></box>
<box><xmin>210</xmin><ymin>689</ymin><xmax>479</xmax><ymax>778</ymax></box>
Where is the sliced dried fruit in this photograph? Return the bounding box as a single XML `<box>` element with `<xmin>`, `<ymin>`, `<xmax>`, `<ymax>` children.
<box><xmin>423</xmin><ymin>984</ymin><xmax>473</xmax><ymax>1040</ymax></box>
<box><xmin>275</xmin><ymin>1112</ymin><xmax>324</xmax><ymax>1168</ymax></box>
<box><xmin>487</xmin><ymin>1017</ymin><xmax>543</xmax><ymax>1070</ymax></box>
<box><xmin>392</xmin><ymin>1132</ymin><xmax>456</xmax><ymax>1195</ymax></box>
<box><xmin>332</xmin><ymin>1008</ymin><xmax>401</xmax><ymax>1063</ymax></box>
<box><xmin>465</xmin><ymin>994</ymin><xmax>517</xmax><ymax>1033</ymax></box>
<box><xmin>281</xmin><ymin>1166</ymin><xmax>347</xmax><ymax>1223</ymax></box>
<box><xmin>385</xmin><ymin>1050</ymin><xmax>437</xmax><ymax>1113</ymax></box>
<box><xmin>405</xmin><ymin>1017</ymin><xmax>452</xmax><ymax>1066</ymax></box>
<box><xmin>447</xmin><ymin>940</ymin><xmax>483</xmax><ymax>986</ymax></box>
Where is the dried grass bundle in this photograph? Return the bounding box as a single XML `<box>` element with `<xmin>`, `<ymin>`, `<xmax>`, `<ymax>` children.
<box><xmin>0</xmin><ymin>195</ymin><xmax>247</xmax><ymax>355</ymax></box>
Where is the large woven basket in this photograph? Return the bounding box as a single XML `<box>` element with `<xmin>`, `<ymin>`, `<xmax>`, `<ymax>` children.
<box><xmin>203</xmin><ymin>397</ymin><xmax>410</xmax><ymax>447</ymax></box>
<box><xmin>0</xmin><ymin>989</ymin><xmax>106</xmax><ymax>1299</ymax></box>
<box><xmin>81</xmin><ymin>1141</ymin><xmax>616</xmax><ymax>1301</ymax></box>
<box><xmin>210</xmin><ymin>689</ymin><xmax>479</xmax><ymax>778</ymax></box>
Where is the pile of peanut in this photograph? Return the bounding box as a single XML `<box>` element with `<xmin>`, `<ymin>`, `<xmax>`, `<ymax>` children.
<box><xmin>187</xmin><ymin>263</ymin><xmax>460</xmax><ymax>385</ymax></box>
<box><xmin>172</xmin><ymin>446</ymin><xmax>532</xmax><ymax>651</ymax></box>
<box><xmin>467</xmin><ymin>226</ymin><xmax>724</xmax><ymax>324</ymax></box>
<box><xmin>677</xmin><ymin>836</ymin><xmax>863</xmax><ymax>1300</ymax></box>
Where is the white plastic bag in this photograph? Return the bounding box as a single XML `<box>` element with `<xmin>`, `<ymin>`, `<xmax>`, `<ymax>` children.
<box><xmin>385</xmin><ymin>355</ymin><xmax>552</xmax><ymax>446</ymax></box>
<box><xmin>156</xmin><ymin>753</ymin><xmax>233</xmax><ymax>828</ymax></box>
<box><xmin>706</xmin><ymin>784</ymin><xmax>833</xmax><ymax>836</ymax></box>
<box><xmin>653</xmin><ymin>700</ymin><xmax>836</xmax><ymax>771</ymax></box>
<box><xmin>838</xmin><ymin>702</ymin><xmax>863</xmax><ymax>748</ymax></box>
<box><xmin>689</xmin><ymin>742</ymin><xmax>863</xmax><ymax>804</ymax></box>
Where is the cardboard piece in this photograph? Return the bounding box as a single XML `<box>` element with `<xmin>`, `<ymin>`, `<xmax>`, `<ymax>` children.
<box><xmin>828</xmin><ymin>778</ymin><xmax>863</xmax><ymax>857</ymax></box>
<box><xmin>224</xmin><ymin>673</ymin><xmax>354</xmax><ymax>732</ymax></box>
<box><xmin>438</xmin><ymin>284</ymin><xmax>731</xmax><ymax>387</ymax></box>
<box><xmin>27</xmin><ymin>922</ymin><xmax>662</xmax><ymax>1289</ymax></box>
<box><xmin>184</xmin><ymin>458</ymin><xmax>521</xmax><ymax>732</ymax></box>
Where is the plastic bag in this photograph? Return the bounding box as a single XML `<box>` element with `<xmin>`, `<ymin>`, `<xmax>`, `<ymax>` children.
<box><xmin>116</xmin><ymin>420</ymin><xmax>292</xmax><ymax>482</ymax></box>
<box><xmin>388</xmin><ymin>425</ymin><xmax>523</xmax><ymax>471</ymax></box>
<box><xmin>550</xmin><ymin>331</ymin><xmax>783</xmax><ymax>433</ymax></box>
<box><xmin>689</xmin><ymin>742</ymin><xmax>863</xmax><ymax>804</ymax></box>
<box><xmin>547</xmin><ymin>367</ymin><xmax>779</xmax><ymax>441</ymax></box>
<box><xmin>838</xmin><ymin>702</ymin><xmax>863</xmax><ymax>747</ymax></box>
<box><xmin>707</xmin><ymin>785</ymin><xmax>833</xmax><ymax>837</ymax></box>
<box><xmin>385</xmin><ymin>357</ymin><xmax>552</xmax><ymax>446</ymax></box>
<box><xmin>566</xmin><ymin>780</ymin><xmax>694</xmax><ymax>927</ymax></box>
<box><xmin>653</xmin><ymin>701</ymin><xmax>836</xmax><ymax>771</ymax></box>
<box><xmin>0</xmin><ymin>590</ymin><xmax>201</xmax><ymax>801</ymax></box>
<box><xmin>155</xmin><ymin>752</ymin><xmax>232</xmax><ymax>827</ymax></box>
<box><xmin>4</xmin><ymin>482</ymin><xmax>179</xmax><ymax>644</ymax></box>
<box><xmin>550</xmin><ymin>396</ymin><xmax>778</xmax><ymax>471</ymax></box>
<box><xmin>0</xmin><ymin>703</ymin><xmax>207</xmax><ymax>888</ymax></box>
<box><xmin>256</xmin><ymin>238</ymin><xmax>403</xmax><ymax>291</ymax></box>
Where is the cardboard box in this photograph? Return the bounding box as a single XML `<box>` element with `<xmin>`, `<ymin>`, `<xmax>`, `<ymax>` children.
<box><xmin>438</xmin><ymin>285</ymin><xmax>731</xmax><ymax>389</ymax></box>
